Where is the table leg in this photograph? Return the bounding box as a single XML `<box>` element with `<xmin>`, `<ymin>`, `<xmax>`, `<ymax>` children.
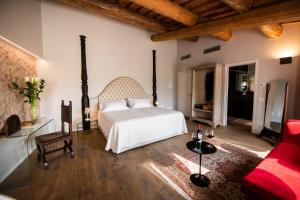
<box><xmin>190</xmin><ymin>153</ymin><xmax>210</xmax><ymax>187</ymax></box>
<box><xmin>199</xmin><ymin>153</ymin><xmax>202</xmax><ymax>175</ymax></box>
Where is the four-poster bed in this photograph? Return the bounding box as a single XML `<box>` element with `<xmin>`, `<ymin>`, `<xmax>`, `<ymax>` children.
<box><xmin>96</xmin><ymin>77</ymin><xmax>187</xmax><ymax>154</ymax></box>
<box><xmin>88</xmin><ymin>50</ymin><xmax>187</xmax><ymax>154</ymax></box>
<box><xmin>79</xmin><ymin>37</ymin><xmax>187</xmax><ymax>153</ymax></box>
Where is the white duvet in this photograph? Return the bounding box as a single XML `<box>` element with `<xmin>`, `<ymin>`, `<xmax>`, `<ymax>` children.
<box><xmin>98</xmin><ymin>107</ymin><xmax>188</xmax><ymax>154</ymax></box>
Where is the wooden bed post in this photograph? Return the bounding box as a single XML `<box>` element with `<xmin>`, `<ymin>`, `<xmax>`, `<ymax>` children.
<box><xmin>80</xmin><ymin>35</ymin><xmax>90</xmax><ymax>130</ymax></box>
<box><xmin>152</xmin><ymin>50</ymin><xmax>157</xmax><ymax>106</ymax></box>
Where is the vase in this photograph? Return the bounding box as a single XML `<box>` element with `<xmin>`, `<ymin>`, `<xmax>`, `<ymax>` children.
<box><xmin>31</xmin><ymin>101</ymin><xmax>38</xmax><ymax>124</ymax></box>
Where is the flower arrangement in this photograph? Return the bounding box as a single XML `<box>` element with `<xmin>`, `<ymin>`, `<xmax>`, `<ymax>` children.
<box><xmin>12</xmin><ymin>77</ymin><xmax>46</xmax><ymax>123</ymax></box>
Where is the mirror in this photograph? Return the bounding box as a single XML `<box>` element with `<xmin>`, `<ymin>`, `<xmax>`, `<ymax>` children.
<box><xmin>260</xmin><ymin>80</ymin><xmax>288</xmax><ymax>141</ymax></box>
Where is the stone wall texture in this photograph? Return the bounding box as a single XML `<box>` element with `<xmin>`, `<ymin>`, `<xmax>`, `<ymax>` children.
<box><xmin>0</xmin><ymin>37</ymin><xmax>37</xmax><ymax>130</ymax></box>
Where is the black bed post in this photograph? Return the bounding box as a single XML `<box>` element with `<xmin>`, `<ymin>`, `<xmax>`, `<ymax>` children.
<box><xmin>152</xmin><ymin>50</ymin><xmax>157</xmax><ymax>107</ymax></box>
<box><xmin>80</xmin><ymin>35</ymin><xmax>90</xmax><ymax>130</ymax></box>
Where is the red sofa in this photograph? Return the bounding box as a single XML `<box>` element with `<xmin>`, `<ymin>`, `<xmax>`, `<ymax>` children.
<box><xmin>242</xmin><ymin>120</ymin><xmax>300</xmax><ymax>200</ymax></box>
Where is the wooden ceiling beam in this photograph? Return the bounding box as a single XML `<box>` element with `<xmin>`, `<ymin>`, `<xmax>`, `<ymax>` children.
<box><xmin>221</xmin><ymin>0</ymin><xmax>283</xmax><ymax>39</ymax></box>
<box><xmin>201</xmin><ymin>6</ymin><xmax>232</xmax><ymax>17</ymax></box>
<box><xmin>182</xmin><ymin>0</ymin><xmax>210</xmax><ymax>10</ymax></box>
<box><xmin>151</xmin><ymin>0</ymin><xmax>300</xmax><ymax>42</ymax></box>
<box><xmin>129</xmin><ymin>0</ymin><xmax>199</xmax><ymax>26</ymax></box>
<box><xmin>220</xmin><ymin>0</ymin><xmax>253</xmax><ymax>13</ymax></box>
<box><xmin>210</xmin><ymin>10</ymin><xmax>236</xmax><ymax>19</ymax></box>
<box><xmin>210</xmin><ymin>30</ymin><xmax>232</xmax><ymax>41</ymax></box>
<box><xmin>56</xmin><ymin>0</ymin><xmax>167</xmax><ymax>32</ymax></box>
<box><xmin>184</xmin><ymin>36</ymin><xmax>199</xmax><ymax>43</ymax></box>
<box><xmin>192</xmin><ymin>1</ymin><xmax>224</xmax><ymax>14</ymax></box>
<box><xmin>258</xmin><ymin>24</ymin><xmax>283</xmax><ymax>39</ymax></box>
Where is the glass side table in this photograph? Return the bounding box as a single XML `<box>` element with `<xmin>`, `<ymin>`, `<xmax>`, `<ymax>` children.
<box><xmin>0</xmin><ymin>118</ymin><xmax>55</xmax><ymax>192</ymax></box>
<box><xmin>76</xmin><ymin>119</ymin><xmax>98</xmax><ymax>132</ymax></box>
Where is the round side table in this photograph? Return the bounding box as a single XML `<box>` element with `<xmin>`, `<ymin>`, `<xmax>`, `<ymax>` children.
<box><xmin>186</xmin><ymin>140</ymin><xmax>217</xmax><ymax>187</ymax></box>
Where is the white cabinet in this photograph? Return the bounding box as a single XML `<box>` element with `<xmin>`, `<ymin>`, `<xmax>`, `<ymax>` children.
<box><xmin>191</xmin><ymin>63</ymin><xmax>223</xmax><ymax>128</ymax></box>
<box><xmin>178</xmin><ymin>71</ymin><xmax>192</xmax><ymax>118</ymax></box>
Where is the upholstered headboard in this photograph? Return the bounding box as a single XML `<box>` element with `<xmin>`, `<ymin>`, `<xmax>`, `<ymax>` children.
<box><xmin>98</xmin><ymin>77</ymin><xmax>149</xmax><ymax>102</ymax></box>
<box><xmin>89</xmin><ymin>77</ymin><xmax>150</xmax><ymax>116</ymax></box>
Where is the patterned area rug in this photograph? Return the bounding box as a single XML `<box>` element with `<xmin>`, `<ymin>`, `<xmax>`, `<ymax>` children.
<box><xmin>152</xmin><ymin>139</ymin><xmax>263</xmax><ymax>200</ymax></box>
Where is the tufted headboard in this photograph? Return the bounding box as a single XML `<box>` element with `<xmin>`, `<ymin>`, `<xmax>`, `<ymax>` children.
<box><xmin>89</xmin><ymin>77</ymin><xmax>150</xmax><ymax>116</ymax></box>
<box><xmin>98</xmin><ymin>77</ymin><xmax>149</xmax><ymax>101</ymax></box>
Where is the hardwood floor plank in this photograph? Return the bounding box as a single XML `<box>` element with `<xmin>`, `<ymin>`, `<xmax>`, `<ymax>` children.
<box><xmin>1</xmin><ymin>120</ymin><xmax>272</xmax><ymax>199</ymax></box>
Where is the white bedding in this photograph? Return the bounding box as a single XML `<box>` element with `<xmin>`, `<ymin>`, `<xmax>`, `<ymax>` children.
<box><xmin>98</xmin><ymin>107</ymin><xmax>188</xmax><ymax>154</ymax></box>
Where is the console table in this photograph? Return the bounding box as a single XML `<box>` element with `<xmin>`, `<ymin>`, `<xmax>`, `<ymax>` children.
<box><xmin>0</xmin><ymin>118</ymin><xmax>55</xmax><ymax>191</ymax></box>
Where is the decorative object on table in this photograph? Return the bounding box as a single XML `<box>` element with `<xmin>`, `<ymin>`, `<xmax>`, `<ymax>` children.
<box><xmin>84</xmin><ymin>107</ymin><xmax>90</xmax><ymax>121</ymax></box>
<box><xmin>186</xmin><ymin>140</ymin><xmax>217</xmax><ymax>187</ymax></box>
<box><xmin>153</xmin><ymin>138</ymin><xmax>262</xmax><ymax>199</ymax></box>
<box><xmin>1</xmin><ymin>115</ymin><xmax>21</xmax><ymax>136</ymax></box>
<box><xmin>35</xmin><ymin>100</ymin><xmax>74</xmax><ymax>168</ymax></box>
<box><xmin>241</xmin><ymin>80</ymin><xmax>248</xmax><ymax>96</ymax></box>
<box><xmin>21</xmin><ymin>121</ymin><xmax>35</xmax><ymax>127</ymax></box>
<box><xmin>12</xmin><ymin>77</ymin><xmax>45</xmax><ymax>124</ymax></box>
<box><xmin>152</xmin><ymin>50</ymin><xmax>158</xmax><ymax>106</ymax></box>
<box><xmin>208</xmin><ymin>129</ymin><xmax>214</xmax><ymax>138</ymax></box>
<box><xmin>258</xmin><ymin>80</ymin><xmax>288</xmax><ymax>144</ymax></box>
<box><xmin>80</xmin><ymin>35</ymin><xmax>90</xmax><ymax>130</ymax></box>
<box><xmin>192</xmin><ymin>124</ymin><xmax>202</xmax><ymax>141</ymax></box>
<box><xmin>205</xmin><ymin>128</ymin><xmax>215</xmax><ymax>138</ymax></box>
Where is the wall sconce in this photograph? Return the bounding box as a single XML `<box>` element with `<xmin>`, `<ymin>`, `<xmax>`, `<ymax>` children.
<box><xmin>280</xmin><ymin>57</ymin><xmax>292</xmax><ymax>65</ymax></box>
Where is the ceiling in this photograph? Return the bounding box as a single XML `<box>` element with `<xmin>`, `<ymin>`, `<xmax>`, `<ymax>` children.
<box><xmin>56</xmin><ymin>0</ymin><xmax>300</xmax><ymax>42</ymax></box>
<box><xmin>111</xmin><ymin>0</ymin><xmax>279</xmax><ymax>31</ymax></box>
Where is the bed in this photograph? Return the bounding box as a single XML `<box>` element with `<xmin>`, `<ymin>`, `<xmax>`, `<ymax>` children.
<box><xmin>95</xmin><ymin>77</ymin><xmax>188</xmax><ymax>154</ymax></box>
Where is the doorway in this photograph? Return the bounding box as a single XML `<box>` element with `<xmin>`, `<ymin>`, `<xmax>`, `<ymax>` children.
<box><xmin>223</xmin><ymin>61</ymin><xmax>258</xmax><ymax>133</ymax></box>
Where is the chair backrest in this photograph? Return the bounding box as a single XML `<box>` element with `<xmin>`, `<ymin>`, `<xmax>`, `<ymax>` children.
<box><xmin>61</xmin><ymin>100</ymin><xmax>72</xmax><ymax>134</ymax></box>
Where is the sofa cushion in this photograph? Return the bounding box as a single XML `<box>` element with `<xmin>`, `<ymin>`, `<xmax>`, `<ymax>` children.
<box><xmin>242</xmin><ymin>142</ymin><xmax>300</xmax><ymax>200</ymax></box>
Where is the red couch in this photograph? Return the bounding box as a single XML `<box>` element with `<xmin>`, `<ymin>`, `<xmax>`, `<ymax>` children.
<box><xmin>242</xmin><ymin>120</ymin><xmax>300</xmax><ymax>200</ymax></box>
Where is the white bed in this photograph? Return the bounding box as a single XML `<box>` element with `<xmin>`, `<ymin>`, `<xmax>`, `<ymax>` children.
<box><xmin>99</xmin><ymin>107</ymin><xmax>187</xmax><ymax>154</ymax></box>
<box><xmin>93</xmin><ymin>77</ymin><xmax>188</xmax><ymax>154</ymax></box>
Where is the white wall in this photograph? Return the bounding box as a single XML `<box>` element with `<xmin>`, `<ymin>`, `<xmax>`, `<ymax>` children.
<box><xmin>0</xmin><ymin>0</ymin><xmax>43</xmax><ymax>58</ymax></box>
<box><xmin>177</xmin><ymin>24</ymin><xmax>300</xmax><ymax>133</ymax></box>
<box><xmin>37</xmin><ymin>1</ymin><xmax>177</xmax><ymax>128</ymax></box>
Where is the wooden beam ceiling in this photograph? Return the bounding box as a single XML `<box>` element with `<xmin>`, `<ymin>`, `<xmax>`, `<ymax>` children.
<box><xmin>129</xmin><ymin>0</ymin><xmax>232</xmax><ymax>41</ymax></box>
<box><xmin>56</xmin><ymin>0</ymin><xmax>167</xmax><ymax>32</ymax></box>
<box><xmin>55</xmin><ymin>0</ymin><xmax>295</xmax><ymax>42</ymax></box>
<box><xmin>151</xmin><ymin>0</ymin><xmax>300</xmax><ymax>42</ymax></box>
<box><xmin>221</xmin><ymin>0</ymin><xmax>283</xmax><ymax>39</ymax></box>
<box><xmin>129</xmin><ymin>0</ymin><xmax>199</xmax><ymax>26</ymax></box>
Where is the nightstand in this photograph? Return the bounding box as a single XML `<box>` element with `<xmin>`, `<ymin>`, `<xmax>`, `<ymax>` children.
<box><xmin>76</xmin><ymin>119</ymin><xmax>98</xmax><ymax>132</ymax></box>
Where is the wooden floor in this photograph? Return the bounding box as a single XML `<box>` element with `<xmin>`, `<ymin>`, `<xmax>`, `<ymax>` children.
<box><xmin>1</xmin><ymin>120</ymin><xmax>272</xmax><ymax>200</ymax></box>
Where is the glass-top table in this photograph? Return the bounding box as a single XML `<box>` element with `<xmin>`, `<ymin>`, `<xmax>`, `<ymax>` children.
<box><xmin>8</xmin><ymin>118</ymin><xmax>55</xmax><ymax>138</ymax></box>
<box><xmin>0</xmin><ymin>118</ymin><xmax>55</xmax><ymax>191</ymax></box>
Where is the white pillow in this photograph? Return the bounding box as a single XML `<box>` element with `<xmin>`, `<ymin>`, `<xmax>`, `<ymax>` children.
<box><xmin>128</xmin><ymin>98</ymin><xmax>152</xmax><ymax>108</ymax></box>
<box><xmin>100</xmin><ymin>99</ymin><xmax>129</xmax><ymax>113</ymax></box>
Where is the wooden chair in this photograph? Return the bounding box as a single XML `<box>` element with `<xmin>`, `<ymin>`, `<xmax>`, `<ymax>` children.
<box><xmin>35</xmin><ymin>100</ymin><xmax>74</xmax><ymax>168</ymax></box>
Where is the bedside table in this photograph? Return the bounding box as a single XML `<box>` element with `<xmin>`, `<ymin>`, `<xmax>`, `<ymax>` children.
<box><xmin>76</xmin><ymin>119</ymin><xmax>98</xmax><ymax>132</ymax></box>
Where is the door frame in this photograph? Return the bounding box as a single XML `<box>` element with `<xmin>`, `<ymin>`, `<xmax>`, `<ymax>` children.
<box><xmin>222</xmin><ymin>60</ymin><xmax>259</xmax><ymax>133</ymax></box>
